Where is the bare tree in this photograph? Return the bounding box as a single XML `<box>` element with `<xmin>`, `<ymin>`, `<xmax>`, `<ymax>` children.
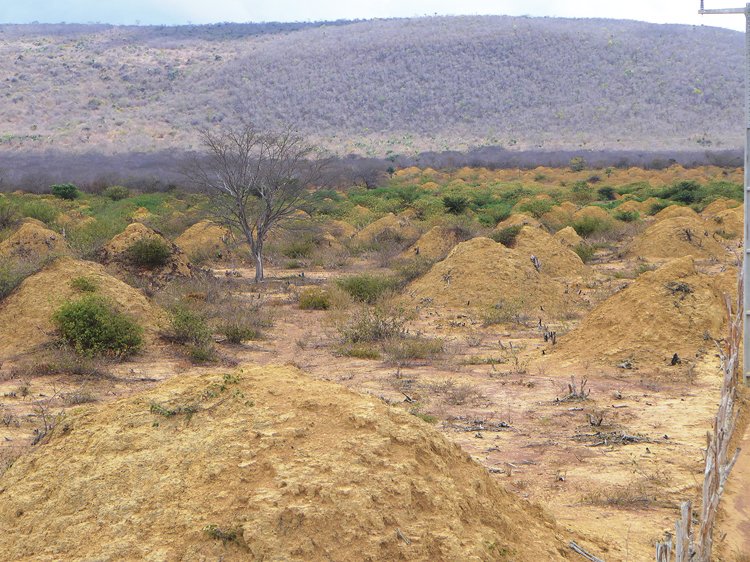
<box><xmin>187</xmin><ymin>124</ymin><xmax>325</xmax><ymax>282</ymax></box>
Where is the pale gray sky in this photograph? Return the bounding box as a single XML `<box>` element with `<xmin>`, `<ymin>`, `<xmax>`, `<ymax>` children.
<box><xmin>0</xmin><ymin>0</ymin><xmax>744</xmax><ymax>32</ymax></box>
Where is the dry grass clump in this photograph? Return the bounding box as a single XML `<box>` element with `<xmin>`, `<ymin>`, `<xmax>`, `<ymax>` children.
<box><xmin>429</xmin><ymin>378</ymin><xmax>486</xmax><ymax>406</ymax></box>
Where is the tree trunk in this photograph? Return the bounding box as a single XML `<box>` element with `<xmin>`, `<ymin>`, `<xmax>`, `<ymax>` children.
<box><xmin>254</xmin><ymin>243</ymin><xmax>264</xmax><ymax>283</ymax></box>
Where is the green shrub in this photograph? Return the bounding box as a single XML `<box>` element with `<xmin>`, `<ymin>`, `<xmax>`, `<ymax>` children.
<box><xmin>517</xmin><ymin>199</ymin><xmax>553</xmax><ymax>218</ymax></box>
<box><xmin>168</xmin><ymin>305</ymin><xmax>212</xmax><ymax>346</ymax></box>
<box><xmin>597</xmin><ymin>186</ymin><xmax>617</xmax><ymax>201</ymax></box>
<box><xmin>187</xmin><ymin>344</ymin><xmax>217</xmax><ymax>363</ymax></box>
<box><xmin>336</xmin><ymin>274</ymin><xmax>398</xmax><ymax>303</ymax></box>
<box><xmin>127</xmin><ymin>238</ymin><xmax>171</xmax><ymax>268</ymax></box>
<box><xmin>476</xmin><ymin>204</ymin><xmax>512</xmax><ymax>227</ymax></box>
<box><xmin>442</xmin><ymin>195</ymin><xmax>469</xmax><ymax>215</ymax></box>
<box><xmin>69</xmin><ymin>276</ymin><xmax>98</xmax><ymax>292</ymax></box>
<box><xmin>490</xmin><ymin>225</ymin><xmax>522</xmax><ymax>247</ymax></box>
<box><xmin>572</xmin><ymin>216</ymin><xmax>610</xmax><ymax>237</ymax></box>
<box><xmin>217</xmin><ymin>322</ymin><xmax>263</xmax><ymax>344</ymax></box>
<box><xmin>103</xmin><ymin>186</ymin><xmax>130</xmax><ymax>201</ymax></box>
<box><xmin>51</xmin><ymin>183</ymin><xmax>80</xmax><ymax>200</ymax></box>
<box><xmin>614</xmin><ymin>209</ymin><xmax>640</xmax><ymax>222</ymax></box>
<box><xmin>648</xmin><ymin>201</ymin><xmax>670</xmax><ymax>215</ymax></box>
<box><xmin>573</xmin><ymin>243</ymin><xmax>595</xmax><ymax>263</ymax></box>
<box><xmin>53</xmin><ymin>295</ymin><xmax>143</xmax><ymax>357</ymax></box>
<box><xmin>281</xmin><ymin>237</ymin><xmax>316</xmax><ymax>259</ymax></box>
<box><xmin>17</xmin><ymin>199</ymin><xmax>59</xmax><ymax>224</ymax></box>
<box><xmin>299</xmin><ymin>287</ymin><xmax>331</xmax><ymax>310</ymax></box>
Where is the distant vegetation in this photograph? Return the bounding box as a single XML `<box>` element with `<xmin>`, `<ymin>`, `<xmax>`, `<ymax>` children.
<box><xmin>0</xmin><ymin>16</ymin><xmax>742</xmax><ymax>170</ymax></box>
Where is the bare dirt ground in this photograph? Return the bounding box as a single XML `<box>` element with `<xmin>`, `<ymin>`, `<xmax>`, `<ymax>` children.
<box><xmin>1</xmin><ymin>251</ymin><xmax>747</xmax><ymax>561</ymax></box>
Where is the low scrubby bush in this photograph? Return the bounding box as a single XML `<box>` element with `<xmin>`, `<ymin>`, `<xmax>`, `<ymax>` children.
<box><xmin>338</xmin><ymin>306</ymin><xmax>408</xmax><ymax>343</ymax></box>
<box><xmin>382</xmin><ymin>336</ymin><xmax>444</xmax><ymax>364</ymax></box>
<box><xmin>299</xmin><ymin>287</ymin><xmax>331</xmax><ymax>310</ymax></box>
<box><xmin>69</xmin><ymin>276</ymin><xmax>98</xmax><ymax>292</ymax></box>
<box><xmin>167</xmin><ymin>305</ymin><xmax>212</xmax><ymax>346</ymax></box>
<box><xmin>0</xmin><ymin>199</ymin><xmax>19</xmax><ymax>230</ymax></box>
<box><xmin>127</xmin><ymin>238</ymin><xmax>171</xmax><ymax>268</ymax></box>
<box><xmin>573</xmin><ymin>243</ymin><xmax>595</xmax><ymax>263</ymax></box>
<box><xmin>490</xmin><ymin>225</ymin><xmax>522</xmax><ymax>247</ymax></box>
<box><xmin>572</xmin><ymin>216</ymin><xmax>611</xmax><ymax>237</ymax></box>
<box><xmin>336</xmin><ymin>274</ymin><xmax>398</xmax><ymax>303</ymax></box>
<box><xmin>103</xmin><ymin>185</ymin><xmax>130</xmax><ymax>201</ymax></box>
<box><xmin>614</xmin><ymin>209</ymin><xmax>640</xmax><ymax>223</ymax></box>
<box><xmin>53</xmin><ymin>295</ymin><xmax>143</xmax><ymax>357</ymax></box>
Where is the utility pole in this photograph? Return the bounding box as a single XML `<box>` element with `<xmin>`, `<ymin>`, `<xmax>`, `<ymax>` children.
<box><xmin>700</xmin><ymin>1</ymin><xmax>750</xmax><ymax>385</ymax></box>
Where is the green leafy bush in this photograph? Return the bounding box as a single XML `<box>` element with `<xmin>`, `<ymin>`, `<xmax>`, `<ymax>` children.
<box><xmin>281</xmin><ymin>238</ymin><xmax>316</xmax><ymax>259</ymax></box>
<box><xmin>517</xmin><ymin>198</ymin><xmax>553</xmax><ymax>218</ymax></box>
<box><xmin>336</xmin><ymin>274</ymin><xmax>398</xmax><ymax>303</ymax></box>
<box><xmin>127</xmin><ymin>238</ymin><xmax>172</xmax><ymax>268</ymax></box>
<box><xmin>103</xmin><ymin>186</ymin><xmax>130</xmax><ymax>201</ymax></box>
<box><xmin>53</xmin><ymin>295</ymin><xmax>143</xmax><ymax>357</ymax></box>
<box><xmin>490</xmin><ymin>225</ymin><xmax>522</xmax><ymax>247</ymax></box>
<box><xmin>51</xmin><ymin>183</ymin><xmax>80</xmax><ymax>200</ymax></box>
<box><xmin>299</xmin><ymin>287</ymin><xmax>331</xmax><ymax>310</ymax></box>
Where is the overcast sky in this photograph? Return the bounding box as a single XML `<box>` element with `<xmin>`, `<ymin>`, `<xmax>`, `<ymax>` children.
<box><xmin>0</xmin><ymin>0</ymin><xmax>745</xmax><ymax>32</ymax></box>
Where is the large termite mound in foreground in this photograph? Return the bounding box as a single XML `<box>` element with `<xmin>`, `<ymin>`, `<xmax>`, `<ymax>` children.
<box><xmin>175</xmin><ymin>220</ymin><xmax>232</xmax><ymax>261</ymax></box>
<box><xmin>407</xmin><ymin>237</ymin><xmax>579</xmax><ymax>316</ymax></box>
<box><xmin>0</xmin><ymin>257</ymin><xmax>165</xmax><ymax>359</ymax></box>
<box><xmin>98</xmin><ymin>222</ymin><xmax>192</xmax><ymax>286</ymax></box>
<box><xmin>553</xmin><ymin>257</ymin><xmax>726</xmax><ymax>366</ymax></box>
<box><xmin>627</xmin><ymin>216</ymin><xmax>727</xmax><ymax>260</ymax></box>
<box><xmin>0</xmin><ymin>365</ymin><xmax>570</xmax><ymax>561</ymax></box>
<box><xmin>0</xmin><ymin>220</ymin><xmax>69</xmax><ymax>259</ymax></box>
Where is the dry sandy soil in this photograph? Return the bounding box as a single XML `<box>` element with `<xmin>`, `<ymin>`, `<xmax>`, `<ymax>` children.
<box><xmin>0</xmin><ymin>210</ymin><xmax>748</xmax><ymax>561</ymax></box>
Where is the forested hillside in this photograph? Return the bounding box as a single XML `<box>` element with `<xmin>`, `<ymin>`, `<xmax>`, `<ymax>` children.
<box><xmin>0</xmin><ymin>16</ymin><xmax>744</xmax><ymax>158</ymax></box>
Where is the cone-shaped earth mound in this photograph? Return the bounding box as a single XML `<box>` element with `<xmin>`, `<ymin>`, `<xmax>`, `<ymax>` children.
<box><xmin>652</xmin><ymin>205</ymin><xmax>700</xmax><ymax>223</ymax></box>
<box><xmin>354</xmin><ymin>213</ymin><xmax>420</xmax><ymax>245</ymax></box>
<box><xmin>0</xmin><ymin>365</ymin><xmax>570</xmax><ymax>561</ymax></box>
<box><xmin>553</xmin><ymin>226</ymin><xmax>583</xmax><ymax>248</ymax></box>
<box><xmin>98</xmin><ymin>222</ymin><xmax>192</xmax><ymax>285</ymax></box>
<box><xmin>627</xmin><ymin>216</ymin><xmax>727</xmax><ymax>260</ymax></box>
<box><xmin>553</xmin><ymin>257</ymin><xmax>726</xmax><ymax>366</ymax></box>
<box><xmin>407</xmin><ymin>237</ymin><xmax>575</xmax><ymax>315</ymax></box>
<box><xmin>513</xmin><ymin>226</ymin><xmax>585</xmax><ymax>278</ymax></box>
<box><xmin>400</xmin><ymin>225</ymin><xmax>468</xmax><ymax>261</ymax></box>
<box><xmin>0</xmin><ymin>256</ymin><xmax>165</xmax><ymax>359</ymax></box>
<box><xmin>175</xmin><ymin>220</ymin><xmax>232</xmax><ymax>261</ymax></box>
<box><xmin>0</xmin><ymin>220</ymin><xmax>69</xmax><ymax>259</ymax></box>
